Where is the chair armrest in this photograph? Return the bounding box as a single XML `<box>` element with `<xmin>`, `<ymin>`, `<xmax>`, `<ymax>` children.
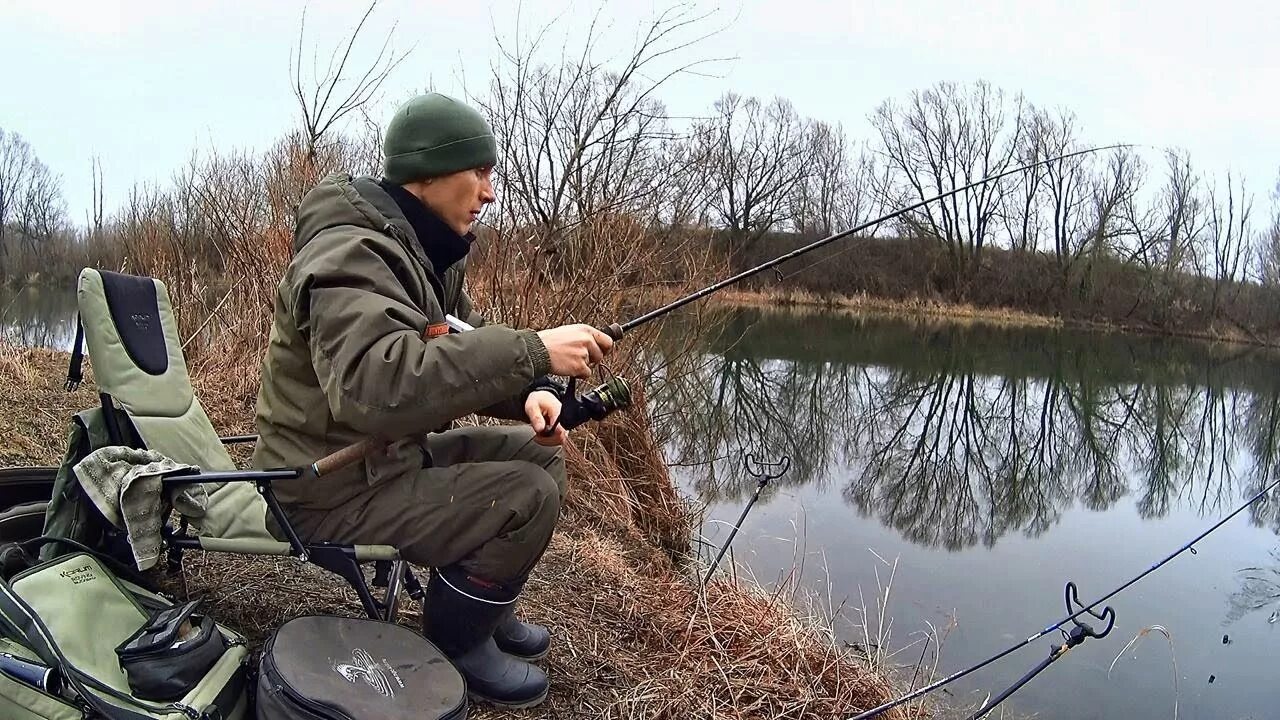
<box><xmin>160</xmin><ymin>468</ymin><xmax>302</xmax><ymax>487</ymax></box>
<box><xmin>158</xmin><ymin>467</ymin><xmax>309</xmax><ymax>560</ymax></box>
<box><xmin>219</xmin><ymin>434</ymin><xmax>259</xmax><ymax>445</ymax></box>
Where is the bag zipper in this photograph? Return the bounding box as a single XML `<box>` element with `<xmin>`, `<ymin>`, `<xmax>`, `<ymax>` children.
<box><xmin>120</xmin><ymin>633</ymin><xmax>229</xmax><ymax>663</ymax></box>
<box><xmin>262</xmin><ymin>649</ymin><xmax>351</xmax><ymax>720</ymax></box>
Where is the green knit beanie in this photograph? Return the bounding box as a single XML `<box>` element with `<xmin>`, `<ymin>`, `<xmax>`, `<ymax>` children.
<box><xmin>382</xmin><ymin>93</ymin><xmax>497</xmax><ymax>183</ymax></box>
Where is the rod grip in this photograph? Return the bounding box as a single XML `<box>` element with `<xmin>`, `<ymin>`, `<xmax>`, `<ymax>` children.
<box><xmin>311</xmin><ymin>439</ymin><xmax>378</xmax><ymax>477</ymax></box>
<box><xmin>599</xmin><ymin>323</ymin><xmax>624</xmax><ymax>341</ymax></box>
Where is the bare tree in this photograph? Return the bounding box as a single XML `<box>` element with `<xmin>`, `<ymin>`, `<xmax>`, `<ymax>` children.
<box><xmin>658</xmin><ymin>130</ymin><xmax>714</xmax><ymax>228</ymax></box>
<box><xmin>788</xmin><ymin>120</ymin><xmax>845</xmax><ymax>238</ymax></box>
<box><xmin>290</xmin><ymin>0</ymin><xmax>409</xmax><ymax>173</ymax></box>
<box><xmin>1038</xmin><ymin>108</ymin><xmax>1093</xmax><ymax>274</ymax></box>
<box><xmin>870</xmin><ymin>80</ymin><xmax>1027</xmax><ymax>286</ymax></box>
<box><xmin>1255</xmin><ymin>172</ymin><xmax>1280</xmax><ymax>287</ymax></box>
<box><xmin>0</xmin><ymin>128</ymin><xmax>68</xmax><ymax>275</ymax></box>
<box><xmin>698</xmin><ymin>92</ymin><xmax>811</xmax><ymax>247</ymax></box>
<box><xmin>0</xmin><ymin>128</ymin><xmax>34</xmax><ymax>263</ymax></box>
<box><xmin>89</xmin><ymin>155</ymin><xmax>105</xmax><ymax>241</ymax></box>
<box><xmin>787</xmin><ymin>123</ymin><xmax>880</xmax><ymax>239</ymax></box>
<box><xmin>1075</xmin><ymin>146</ymin><xmax>1143</xmax><ymax>293</ymax></box>
<box><xmin>1203</xmin><ymin>173</ymin><xmax>1254</xmax><ymax>317</ymax></box>
<box><xmin>1119</xmin><ymin>148</ymin><xmax>1206</xmax><ymax>284</ymax></box>
<box><xmin>16</xmin><ymin>156</ymin><xmax>65</xmax><ymax>254</ymax></box>
<box><xmin>1156</xmin><ymin>149</ymin><xmax>1207</xmax><ymax>278</ymax></box>
<box><xmin>480</xmin><ymin>2</ymin><xmax>726</xmax><ymax>253</ymax></box>
<box><xmin>1002</xmin><ymin>108</ymin><xmax>1044</xmax><ymax>253</ymax></box>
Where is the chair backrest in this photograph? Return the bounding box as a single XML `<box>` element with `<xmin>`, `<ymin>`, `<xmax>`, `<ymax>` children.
<box><xmin>73</xmin><ymin>268</ymin><xmax>271</xmax><ymax>541</ymax></box>
<box><xmin>76</xmin><ymin>268</ymin><xmax>235</xmax><ymax>470</ymax></box>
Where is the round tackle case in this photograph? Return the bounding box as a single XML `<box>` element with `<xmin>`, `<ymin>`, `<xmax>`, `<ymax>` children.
<box><xmin>255</xmin><ymin>615</ymin><xmax>467</xmax><ymax>720</ymax></box>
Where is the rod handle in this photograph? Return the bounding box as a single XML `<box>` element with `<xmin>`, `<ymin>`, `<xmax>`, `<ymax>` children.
<box><xmin>311</xmin><ymin>439</ymin><xmax>378</xmax><ymax>477</ymax></box>
<box><xmin>598</xmin><ymin>323</ymin><xmax>624</xmax><ymax>341</ymax></box>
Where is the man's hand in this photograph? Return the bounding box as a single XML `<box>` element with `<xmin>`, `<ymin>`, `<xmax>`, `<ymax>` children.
<box><xmin>536</xmin><ymin>324</ymin><xmax>614</xmax><ymax>380</ymax></box>
<box><xmin>525</xmin><ymin>390</ymin><xmax>568</xmax><ymax>446</ymax></box>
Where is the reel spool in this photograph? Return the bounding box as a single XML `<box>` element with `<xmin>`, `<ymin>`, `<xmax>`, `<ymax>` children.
<box><xmin>555</xmin><ymin>376</ymin><xmax>633</xmax><ymax>431</ymax></box>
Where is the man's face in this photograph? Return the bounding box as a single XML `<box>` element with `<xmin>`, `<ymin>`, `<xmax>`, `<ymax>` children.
<box><xmin>415</xmin><ymin>165</ymin><xmax>496</xmax><ymax>236</ymax></box>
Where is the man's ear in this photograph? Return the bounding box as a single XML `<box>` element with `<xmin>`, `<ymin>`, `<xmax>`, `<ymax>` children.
<box><xmin>402</xmin><ymin>180</ymin><xmax>432</xmax><ymax>203</ymax></box>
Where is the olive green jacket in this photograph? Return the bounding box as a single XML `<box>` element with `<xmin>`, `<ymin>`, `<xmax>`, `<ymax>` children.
<box><xmin>251</xmin><ymin>173</ymin><xmax>551</xmax><ymax>510</ymax></box>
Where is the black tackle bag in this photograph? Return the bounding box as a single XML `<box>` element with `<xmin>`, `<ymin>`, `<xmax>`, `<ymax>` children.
<box><xmin>255</xmin><ymin>615</ymin><xmax>467</xmax><ymax>720</ymax></box>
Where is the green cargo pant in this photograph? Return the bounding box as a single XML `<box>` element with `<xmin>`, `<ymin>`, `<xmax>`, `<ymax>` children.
<box><xmin>284</xmin><ymin>425</ymin><xmax>566</xmax><ymax>582</ymax></box>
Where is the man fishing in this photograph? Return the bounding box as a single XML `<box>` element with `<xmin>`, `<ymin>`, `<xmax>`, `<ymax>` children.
<box><xmin>251</xmin><ymin>92</ymin><xmax>614</xmax><ymax>709</ymax></box>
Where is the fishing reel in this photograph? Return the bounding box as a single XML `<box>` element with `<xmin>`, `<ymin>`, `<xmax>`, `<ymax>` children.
<box><xmin>545</xmin><ymin>375</ymin><xmax>633</xmax><ymax>433</ymax></box>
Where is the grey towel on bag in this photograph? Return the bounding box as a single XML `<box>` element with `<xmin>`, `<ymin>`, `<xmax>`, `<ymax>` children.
<box><xmin>73</xmin><ymin>446</ymin><xmax>209</xmax><ymax>570</ymax></box>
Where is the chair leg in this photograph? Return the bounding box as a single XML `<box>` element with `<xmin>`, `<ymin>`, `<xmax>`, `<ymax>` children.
<box><xmin>405</xmin><ymin>567</ymin><xmax>425</xmax><ymax>604</ymax></box>
<box><xmin>372</xmin><ymin>560</ymin><xmax>391</xmax><ymax>588</ymax></box>
<box><xmin>163</xmin><ymin>519</ymin><xmax>187</xmax><ymax>574</ymax></box>
<box><xmin>383</xmin><ymin>560</ymin><xmax>406</xmax><ymax>622</ymax></box>
<box><xmin>166</xmin><ymin>543</ymin><xmax>184</xmax><ymax>574</ymax></box>
<box><xmin>308</xmin><ymin>546</ymin><xmax>383</xmax><ymax>619</ymax></box>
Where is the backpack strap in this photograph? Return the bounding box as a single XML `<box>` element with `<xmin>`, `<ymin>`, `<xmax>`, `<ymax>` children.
<box><xmin>65</xmin><ymin>314</ymin><xmax>85</xmax><ymax>392</ymax></box>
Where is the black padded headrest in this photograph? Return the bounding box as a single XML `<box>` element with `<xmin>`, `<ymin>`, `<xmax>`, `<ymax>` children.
<box><xmin>98</xmin><ymin>270</ymin><xmax>169</xmax><ymax>376</ymax></box>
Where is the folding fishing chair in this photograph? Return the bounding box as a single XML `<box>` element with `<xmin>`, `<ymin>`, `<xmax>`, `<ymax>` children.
<box><xmin>56</xmin><ymin>267</ymin><xmax>420</xmax><ymax>620</ymax></box>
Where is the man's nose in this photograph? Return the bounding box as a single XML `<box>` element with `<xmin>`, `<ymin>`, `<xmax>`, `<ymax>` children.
<box><xmin>480</xmin><ymin>178</ymin><xmax>496</xmax><ymax>203</ymax></box>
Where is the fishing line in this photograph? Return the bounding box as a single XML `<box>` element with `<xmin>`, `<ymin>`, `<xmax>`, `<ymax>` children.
<box><xmin>847</xmin><ymin>473</ymin><xmax>1280</xmax><ymax>719</ymax></box>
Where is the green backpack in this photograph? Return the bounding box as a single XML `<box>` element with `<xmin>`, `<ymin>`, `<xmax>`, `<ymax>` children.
<box><xmin>38</xmin><ymin>407</ymin><xmax>127</xmax><ymax>564</ymax></box>
<box><xmin>0</xmin><ymin>545</ymin><xmax>251</xmax><ymax>720</ymax></box>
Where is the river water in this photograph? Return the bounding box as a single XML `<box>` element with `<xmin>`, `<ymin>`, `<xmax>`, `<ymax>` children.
<box><xmin>0</xmin><ymin>283</ymin><xmax>78</xmax><ymax>349</ymax></box>
<box><xmin>6</xmin><ymin>284</ymin><xmax>1278</xmax><ymax>718</ymax></box>
<box><xmin>652</xmin><ymin>306</ymin><xmax>1280</xmax><ymax>720</ymax></box>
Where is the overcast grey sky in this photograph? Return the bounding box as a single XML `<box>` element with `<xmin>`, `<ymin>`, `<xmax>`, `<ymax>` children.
<box><xmin>2</xmin><ymin>0</ymin><xmax>1277</xmax><ymax>225</ymax></box>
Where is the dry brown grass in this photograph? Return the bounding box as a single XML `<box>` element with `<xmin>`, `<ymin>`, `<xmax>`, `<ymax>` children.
<box><xmin>717</xmin><ymin>288</ymin><xmax>1067</xmax><ymax>330</ymax></box>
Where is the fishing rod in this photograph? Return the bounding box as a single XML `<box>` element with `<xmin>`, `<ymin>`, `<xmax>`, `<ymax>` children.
<box><xmin>309</xmin><ymin>143</ymin><xmax>1133</xmax><ymax>471</ymax></box>
<box><xmin>961</xmin><ymin>581</ymin><xmax>1115</xmax><ymax>720</ymax></box>
<box><xmin>597</xmin><ymin>143</ymin><xmax>1134</xmax><ymax>342</ymax></box>
<box><xmin>522</xmin><ymin>142</ymin><xmax>1136</xmax><ymax>437</ymax></box>
<box><xmin>846</xmin><ymin>473</ymin><xmax>1280</xmax><ymax>720</ymax></box>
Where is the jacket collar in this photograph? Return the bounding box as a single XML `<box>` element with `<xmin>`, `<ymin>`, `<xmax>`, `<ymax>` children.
<box><xmin>377</xmin><ymin>179</ymin><xmax>472</xmax><ymax>277</ymax></box>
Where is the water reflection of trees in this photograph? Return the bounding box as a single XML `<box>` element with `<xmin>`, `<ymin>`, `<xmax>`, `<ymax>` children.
<box><xmin>0</xmin><ymin>284</ymin><xmax>77</xmax><ymax>350</ymax></box>
<box><xmin>657</xmin><ymin>318</ymin><xmax>1280</xmax><ymax>550</ymax></box>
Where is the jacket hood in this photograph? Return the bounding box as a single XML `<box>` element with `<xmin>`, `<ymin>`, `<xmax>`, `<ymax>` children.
<box><xmin>293</xmin><ymin>173</ymin><xmax>417</xmax><ymax>254</ymax></box>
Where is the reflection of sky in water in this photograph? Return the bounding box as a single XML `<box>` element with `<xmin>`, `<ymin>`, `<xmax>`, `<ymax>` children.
<box><xmin>654</xmin><ymin>307</ymin><xmax>1280</xmax><ymax>720</ymax></box>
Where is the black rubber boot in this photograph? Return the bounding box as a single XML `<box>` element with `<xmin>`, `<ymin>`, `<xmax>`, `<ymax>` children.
<box><xmin>422</xmin><ymin>567</ymin><xmax>549</xmax><ymax>709</ymax></box>
<box><xmin>494</xmin><ymin>606</ymin><xmax>551</xmax><ymax>661</ymax></box>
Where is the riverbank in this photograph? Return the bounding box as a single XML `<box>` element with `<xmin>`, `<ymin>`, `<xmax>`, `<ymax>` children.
<box><xmin>0</xmin><ymin>341</ymin><xmax>917</xmax><ymax>720</ymax></box>
<box><xmin>714</xmin><ymin>287</ymin><xmax>1280</xmax><ymax>349</ymax></box>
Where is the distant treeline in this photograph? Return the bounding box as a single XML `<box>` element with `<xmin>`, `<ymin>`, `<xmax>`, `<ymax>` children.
<box><xmin>2</xmin><ymin>6</ymin><xmax>1279</xmax><ymax>344</ymax></box>
<box><xmin>728</xmin><ymin>230</ymin><xmax>1280</xmax><ymax>343</ymax></box>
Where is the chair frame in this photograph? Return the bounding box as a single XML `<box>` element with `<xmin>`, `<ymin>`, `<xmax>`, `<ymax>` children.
<box><xmin>95</xmin><ymin>392</ymin><xmax>424</xmax><ymax>622</ymax></box>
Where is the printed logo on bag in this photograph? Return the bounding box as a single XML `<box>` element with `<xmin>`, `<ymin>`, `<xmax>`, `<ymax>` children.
<box><xmin>333</xmin><ymin>648</ymin><xmax>404</xmax><ymax>699</ymax></box>
<box><xmin>58</xmin><ymin>563</ymin><xmax>96</xmax><ymax>585</ymax></box>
